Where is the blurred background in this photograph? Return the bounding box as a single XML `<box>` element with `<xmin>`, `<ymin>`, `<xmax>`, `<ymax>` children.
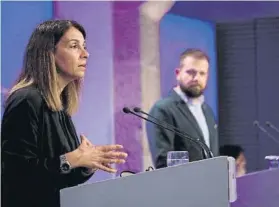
<box><xmin>1</xmin><ymin>1</ymin><xmax>279</xmax><ymax>183</ymax></box>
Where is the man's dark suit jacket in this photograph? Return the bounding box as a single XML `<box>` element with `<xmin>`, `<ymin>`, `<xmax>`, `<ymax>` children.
<box><xmin>146</xmin><ymin>90</ymin><xmax>219</xmax><ymax>169</ymax></box>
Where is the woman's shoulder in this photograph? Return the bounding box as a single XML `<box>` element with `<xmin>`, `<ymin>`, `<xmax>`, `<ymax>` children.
<box><xmin>5</xmin><ymin>85</ymin><xmax>44</xmax><ymax>112</ymax></box>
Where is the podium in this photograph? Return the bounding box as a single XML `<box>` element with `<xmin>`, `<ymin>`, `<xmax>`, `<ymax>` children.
<box><xmin>232</xmin><ymin>168</ymin><xmax>279</xmax><ymax>207</ymax></box>
<box><xmin>60</xmin><ymin>157</ymin><xmax>231</xmax><ymax>207</ymax></box>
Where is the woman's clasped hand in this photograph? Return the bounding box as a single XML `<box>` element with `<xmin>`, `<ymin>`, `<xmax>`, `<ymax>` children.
<box><xmin>67</xmin><ymin>135</ymin><xmax>128</xmax><ymax>173</ymax></box>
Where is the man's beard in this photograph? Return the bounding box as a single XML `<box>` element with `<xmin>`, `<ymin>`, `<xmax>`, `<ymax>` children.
<box><xmin>180</xmin><ymin>84</ymin><xmax>204</xmax><ymax>98</ymax></box>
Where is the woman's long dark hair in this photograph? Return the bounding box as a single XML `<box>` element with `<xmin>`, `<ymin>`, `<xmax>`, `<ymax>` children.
<box><xmin>9</xmin><ymin>20</ymin><xmax>86</xmax><ymax>115</ymax></box>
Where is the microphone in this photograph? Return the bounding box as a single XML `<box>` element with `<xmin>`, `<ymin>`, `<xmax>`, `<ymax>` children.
<box><xmin>134</xmin><ymin>106</ymin><xmax>214</xmax><ymax>158</ymax></box>
<box><xmin>123</xmin><ymin>107</ymin><xmax>213</xmax><ymax>159</ymax></box>
<box><xmin>253</xmin><ymin>120</ymin><xmax>279</xmax><ymax>144</ymax></box>
<box><xmin>265</xmin><ymin>121</ymin><xmax>279</xmax><ymax>134</ymax></box>
<box><xmin>134</xmin><ymin>107</ymin><xmax>207</xmax><ymax>145</ymax></box>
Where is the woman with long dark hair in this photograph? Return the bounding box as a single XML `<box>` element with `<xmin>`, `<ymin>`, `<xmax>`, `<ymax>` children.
<box><xmin>1</xmin><ymin>19</ymin><xmax>127</xmax><ymax>207</ymax></box>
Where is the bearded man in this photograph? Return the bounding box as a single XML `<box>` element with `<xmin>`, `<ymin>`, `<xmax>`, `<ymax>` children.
<box><xmin>146</xmin><ymin>48</ymin><xmax>219</xmax><ymax>168</ymax></box>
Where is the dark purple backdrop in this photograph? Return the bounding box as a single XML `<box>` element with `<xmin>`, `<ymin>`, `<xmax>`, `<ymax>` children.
<box><xmin>170</xmin><ymin>1</ymin><xmax>279</xmax><ymax>22</ymax></box>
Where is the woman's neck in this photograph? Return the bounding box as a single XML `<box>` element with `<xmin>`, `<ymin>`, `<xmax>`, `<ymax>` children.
<box><xmin>57</xmin><ymin>74</ymin><xmax>72</xmax><ymax>95</ymax></box>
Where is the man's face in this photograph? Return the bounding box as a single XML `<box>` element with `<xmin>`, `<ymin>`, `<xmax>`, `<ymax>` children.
<box><xmin>236</xmin><ymin>152</ymin><xmax>247</xmax><ymax>176</ymax></box>
<box><xmin>236</xmin><ymin>152</ymin><xmax>246</xmax><ymax>168</ymax></box>
<box><xmin>175</xmin><ymin>56</ymin><xmax>209</xmax><ymax>98</ymax></box>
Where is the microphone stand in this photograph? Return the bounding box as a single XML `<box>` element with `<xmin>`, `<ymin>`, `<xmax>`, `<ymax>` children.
<box><xmin>254</xmin><ymin>121</ymin><xmax>279</xmax><ymax>144</ymax></box>
<box><xmin>266</xmin><ymin>121</ymin><xmax>279</xmax><ymax>134</ymax></box>
<box><xmin>123</xmin><ymin>107</ymin><xmax>213</xmax><ymax>159</ymax></box>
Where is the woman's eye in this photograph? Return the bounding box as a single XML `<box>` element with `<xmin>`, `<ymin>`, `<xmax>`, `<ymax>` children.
<box><xmin>70</xmin><ymin>45</ymin><xmax>78</xmax><ymax>49</ymax></box>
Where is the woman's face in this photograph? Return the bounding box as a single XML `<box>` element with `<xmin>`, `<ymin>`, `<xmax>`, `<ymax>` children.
<box><xmin>54</xmin><ymin>27</ymin><xmax>89</xmax><ymax>80</ymax></box>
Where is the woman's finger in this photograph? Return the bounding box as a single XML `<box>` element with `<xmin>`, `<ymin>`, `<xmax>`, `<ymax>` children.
<box><xmin>80</xmin><ymin>134</ymin><xmax>94</xmax><ymax>147</ymax></box>
<box><xmin>96</xmin><ymin>144</ymin><xmax>123</xmax><ymax>152</ymax></box>
<box><xmin>103</xmin><ymin>151</ymin><xmax>128</xmax><ymax>159</ymax></box>
<box><xmin>102</xmin><ymin>163</ymin><xmax>112</xmax><ymax>169</ymax></box>
<box><xmin>100</xmin><ymin>157</ymin><xmax>126</xmax><ymax>164</ymax></box>
<box><xmin>93</xmin><ymin>163</ymin><xmax>117</xmax><ymax>173</ymax></box>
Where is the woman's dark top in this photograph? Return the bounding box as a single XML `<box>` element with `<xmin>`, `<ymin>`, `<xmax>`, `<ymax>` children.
<box><xmin>1</xmin><ymin>86</ymin><xmax>93</xmax><ymax>207</ymax></box>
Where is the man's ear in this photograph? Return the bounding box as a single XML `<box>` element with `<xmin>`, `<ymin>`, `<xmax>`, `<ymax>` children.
<box><xmin>175</xmin><ymin>67</ymin><xmax>180</xmax><ymax>75</ymax></box>
<box><xmin>175</xmin><ymin>68</ymin><xmax>181</xmax><ymax>81</ymax></box>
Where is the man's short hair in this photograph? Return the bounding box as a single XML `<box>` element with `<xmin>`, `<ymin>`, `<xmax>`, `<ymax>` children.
<box><xmin>219</xmin><ymin>145</ymin><xmax>244</xmax><ymax>159</ymax></box>
<box><xmin>179</xmin><ymin>48</ymin><xmax>210</xmax><ymax>67</ymax></box>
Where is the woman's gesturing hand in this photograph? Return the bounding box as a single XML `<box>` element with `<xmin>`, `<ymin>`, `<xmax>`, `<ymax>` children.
<box><xmin>70</xmin><ymin>135</ymin><xmax>128</xmax><ymax>173</ymax></box>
